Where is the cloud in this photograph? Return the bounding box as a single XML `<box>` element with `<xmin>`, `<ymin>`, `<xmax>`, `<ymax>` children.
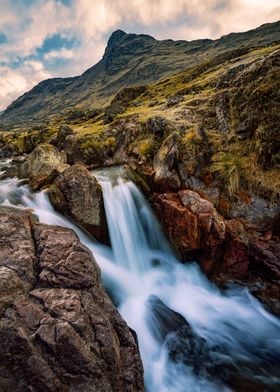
<box><xmin>0</xmin><ymin>61</ymin><xmax>51</xmax><ymax>110</ymax></box>
<box><xmin>0</xmin><ymin>0</ymin><xmax>279</xmax><ymax>110</ymax></box>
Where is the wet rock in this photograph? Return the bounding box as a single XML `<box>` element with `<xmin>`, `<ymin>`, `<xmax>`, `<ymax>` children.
<box><xmin>152</xmin><ymin>190</ymin><xmax>226</xmax><ymax>272</ymax></box>
<box><xmin>48</xmin><ymin>164</ymin><xmax>107</xmax><ymax>242</ymax></box>
<box><xmin>0</xmin><ymin>207</ymin><xmax>144</xmax><ymax>392</ymax></box>
<box><xmin>223</xmin><ymin>219</ymin><xmax>250</xmax><ymax>278</ymax></box>
<box><xmin>146</xmin><ymin>296</ymin><xmax>230</xmax><ymax>382</ymax></box>
<box><xmin>152</xmin><ymin>190</ymin><xmax>280</xmax><ymax>286</ymax></box>
<box><xmin>153</xmin><ymin>134</ymin><xmax>181</xmax><ymax>191</ymax></box>
<box><xmin>19</xmin><ymin>143</ymin><xmax>69</xmax><ymax>190</ymax></box>
<box><xmin>249</xmin><ymin>233</ymin><xmax>280</xmax><ymax>281</ymax></box>
<box><xmin>145</xmin><ymin>295</ymin><xmax>186</xmax><ymax>342</ymax></box>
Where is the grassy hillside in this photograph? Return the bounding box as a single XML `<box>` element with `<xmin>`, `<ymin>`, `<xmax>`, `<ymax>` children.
<box><xmin>1</xmin><ymin>21</ymin><xmax>279</xmax><ymax>128</ymax></box>
<box><xmin>2</xmin><ymin>40</ymin><xmax>279</xmax><ymax>205</ymax></box>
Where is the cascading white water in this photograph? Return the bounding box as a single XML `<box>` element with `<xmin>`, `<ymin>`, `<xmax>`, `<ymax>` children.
<box><xmin>1</xmin><ymin>165</ymin><xmax>280</xmax><ymax>392</ymax></box>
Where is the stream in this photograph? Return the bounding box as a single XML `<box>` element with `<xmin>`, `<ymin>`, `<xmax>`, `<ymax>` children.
<box><xmin>0</xmin><ymin>164</ymin><xmax>279</xmax><ymax>391</ymax></box>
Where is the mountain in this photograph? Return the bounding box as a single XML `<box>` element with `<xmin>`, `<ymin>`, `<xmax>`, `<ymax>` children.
<box><xmin>1</xmin><ymin>21</ymin><xmax>280</xmax><ymax>128</ymax></box>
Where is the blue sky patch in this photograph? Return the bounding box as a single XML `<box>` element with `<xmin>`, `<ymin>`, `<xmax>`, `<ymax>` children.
<box><xmin>0</xmin><ymin>32</ymin><xmax>8</xmax><ymax>44</ymax></box>
<box><xmin>36</xmin><ymin>33</ymin><xmax>78</xmax><ymax>55</ymax></box>
<box><xmin>55</xmin><ymin>0</ymin><xmax>73</xmax><ymax>5</ymax></box>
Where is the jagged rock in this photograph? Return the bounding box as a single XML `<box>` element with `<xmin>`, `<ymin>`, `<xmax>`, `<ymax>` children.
<box><xmin>178</xmin><ymin>171</ymin><xmax>220</xmax><ymax>207</ymax></box>
<box><xmin>0</xmin><ymin>207</ymin><xmax>144</xmax><ymax>391</ymax></box>
<box><xmin>145</xmin><ymin>296</ymin><xmax>244</xmax><ymax>387</ymax></box>
<box><xmin>227</xmin><ymin>193</ymin><xmax>280</xmax><ymax>231</ymax></box>
<box><xmin>144</xmin><ymin>116</ymin><xmax>168</xmax><ymax>137</ymax></box>
<box><xmin>215</xmin><ymin>92</ymin><xmax>230</xmax><ymax>133</ymax></box>
<box><xmin>153</xmin><ymin>134</ymin><xmax>181</xmax><ymax>191</ymax></box>
<box><xmin>249</xmin><ymin>233</ymin><xmax>280</xmax><ymax>281</ymax></box>
<box><xmin>152</xmin><ymin>190</ymin><xmax>226</xmax><ymax>271</ymax></box>
<box><xmin>19</xmin><ymin>143</ymin><xmax>69</xmax><ymax>190</ymax></box>
<box><xmin>152</xmin><ymin>190</ymin><xmax>280</xmax><ymax>285</ymax></box>
<box><xmin>48</xmin><ymin>164</ymin><xmax>107</xmax><ymax>242</ymax></box>
<box><xmin>223</xmin><ymin>219</ymin><xmax>250</xmax><ymax>278</ymax></box>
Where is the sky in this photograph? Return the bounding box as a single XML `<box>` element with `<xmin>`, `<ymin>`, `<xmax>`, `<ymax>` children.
<box><xmin>0</xmin><ymin>0</ymin><xmax>279</xmax><ymax>111</ymax></box>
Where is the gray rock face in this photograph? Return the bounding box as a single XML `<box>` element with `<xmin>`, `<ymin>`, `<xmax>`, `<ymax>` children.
<box><xmin>48</xmin><ymin>164</ymin><xmax>108</xmax><ymax>242</ymax></box>
<box><xmin>19</xmin><ymin>143</ymin><xmax>69</xmax><ymax>190</ymax></box>
<box><xmin>153</xmin><ymin>134</ymin><xmax>181</xmax><ymax>191</ymax></box>
<box><xmin>0</xmin><ymin>207</ymin><xmax>144</xmax><ymax>392</ymax></box>
<box><xmin>228</xmin><ymin>194</ymin><xmax>280</xmax><ymax>230</ymax></box>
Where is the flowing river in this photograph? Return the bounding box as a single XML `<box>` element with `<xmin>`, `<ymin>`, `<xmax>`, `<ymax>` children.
<box><xmin>0</xmin><ymin>164</ymin><xmax>279</xmax><ymax>391</ymax></box>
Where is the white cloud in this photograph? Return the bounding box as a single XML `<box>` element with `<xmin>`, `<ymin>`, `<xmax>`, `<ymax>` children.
<box><xmin>44</xmin><ymin>48</ymin><xmax>75</xmax><ymax>60</ymax></box>
<box><xmin>0</xmin><ymin>61</ymin><xmax>51</xmax><ymax>110</ymax></box>
<box><xmin>0</xmin><ymin>0</ymin><xmax>279</xmax><ymax>110</ymax></box>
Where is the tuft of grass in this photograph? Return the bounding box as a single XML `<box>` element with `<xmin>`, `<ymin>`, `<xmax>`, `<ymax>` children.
<box><xmin>130</xmin><ymin>135</ymin><xmax>156</xmax><ymax>159</ymax></box>
<box><xmin>211</xmin><ymin>152</ymin><xmax>247</xmax><ymax>195</ymax></box>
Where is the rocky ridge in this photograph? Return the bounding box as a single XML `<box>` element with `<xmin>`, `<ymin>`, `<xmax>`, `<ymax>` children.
<box><xmin>1</xmin><ymin>21</ymin><xmax>279</xmax><ymax>127</ymax></box>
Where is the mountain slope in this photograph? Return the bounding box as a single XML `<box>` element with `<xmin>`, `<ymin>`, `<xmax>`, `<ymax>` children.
<box><xmin>1</xmin><ymin>20</ymin><xmax>280</xmax><ymax>128</ymax></box>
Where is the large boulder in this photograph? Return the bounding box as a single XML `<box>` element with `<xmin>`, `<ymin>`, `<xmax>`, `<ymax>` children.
<box><xmin>152</xmin><ymin>190</ymin><xmax>280</xmax><ymax>285</ymax></box>
<box><xmin>152</xmin><ymin>190</ymin><xmax>226</xmax><ymax>272</ymax></box>
<box><xmin>0</xmin><ymin>207</ymin><xmax>144</xmax><ymax>391</ymax></box>
<box><xmin>48</xmin><ymin>164</ymin><xmax>107</xmax><ymax>242</ymax></box>
<box><xmin>19</xmin><ymin>143</ymin><xmax>68</xmax><ymax>190</ymax></box>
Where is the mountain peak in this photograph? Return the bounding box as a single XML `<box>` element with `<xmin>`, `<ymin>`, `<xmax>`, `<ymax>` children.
<box><xmin>107</xmin><ymin>30</ymin><xmax>127</xmax><ymax>48</ymax></box>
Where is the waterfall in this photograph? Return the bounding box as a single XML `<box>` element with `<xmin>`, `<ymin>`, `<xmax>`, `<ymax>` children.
<box><xmin>1</xmin><ymin>166</ymin><xmax>280</xmax><ymax>392</ymax></box>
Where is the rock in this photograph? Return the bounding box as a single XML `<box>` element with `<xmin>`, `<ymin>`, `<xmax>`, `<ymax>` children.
<box><xmin>104</xmin><ymin>86</ymin><xmax>146</xmax><ymax>124</ymax></box>
<box><xmin>153</xmin><ymin>134</ymin><xmax>181</xmax><ymax>191</ymax></box>
<box><xmin>52</xmin><ymin>124</ymin><xmax>74</xmax><ymax>150</ymax></box>
<box><xmin>227</xmin><ymin>193</ymin><xmax>280</xmax><ymax>231</ymax></box>
<box><xmin>19</xmin><ymin>143</ymin><xmax>69</xmax><ymax>190</ymax></box>
<box><xmin>249</xmin><ymin>233</ymin><xmax>280</xmax><ymax>281</ymax></box>
<box><xmin>145</xmin><ymin>295</ymin><xmax>186</xmax><ymax>343</ymax></box>
<box><xmin>178</xmin><ymin>170</ymin><xmax>220</xmax><ymax>206</ymax></box>
<box><xmin>152</xmin><ymin>189</ymin><xmax>280</xmax><ymax>285</ymax></box>
<box><xmin>63</xmin><ymin>134</ymin><xmax>84</xmax><ymax>164</ymax></box>
<box><xmin>145</xmin><ymin>296</ymin><xmax>233</xmax><ymax>385</ymax></box>
<box><xmin>48</xmin><ymin>164</ymin><xmax>107</xmax><ymax>242</ymax></box>
<box><xmin>152</xmin><ymin>190</ymin><xmax>226</xmax><ymax>272</ymax></box>
<box><xmin>215</xmin><ymin>92</ymin><xmax>230</xmax><ymax>133</ymax></box>
<box><xmin>0</xmin><ymin>207</ymin><xmax>144</xmax><ymax>391</ymax></box>
<box><xmin>223</xmin><ymin>220</ymin><xmax>250</xmax><ymax>278</ymax></box>
<box><xmin>144</xmin><ymin>116</ymin><xmax>168</xmax><ymax>137</ymax></box>
<box><xmin>0</xmin><ymin>207</ymin><xmax>36</xmax><ymax>289</ymax></box>
<box><xmin>166</xmin><ymin>94</ymin><xmax>183</xmax><ymax>107</ymax></box>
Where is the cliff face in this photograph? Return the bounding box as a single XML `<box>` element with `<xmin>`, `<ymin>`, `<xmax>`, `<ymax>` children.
<box><xmin>1</xmin><ymin>21</ymin><xmax>279</xmax><ymax>127</ymax></box>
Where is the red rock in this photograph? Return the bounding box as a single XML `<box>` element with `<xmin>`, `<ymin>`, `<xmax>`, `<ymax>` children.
<box><xmin>152</xmin><ymin>190</ymin><xmax>226</xmax><ymax>274</ymax></box>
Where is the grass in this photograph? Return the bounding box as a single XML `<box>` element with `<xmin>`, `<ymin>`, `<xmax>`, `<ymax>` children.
<box><xmin>211</xmin><ymin>152</ymin><xmax>246</xmax><ymax>195</ymax></box>
<box><xmin>1</xmin><ymin>40</ymin><xmax>279</xmax><ymax>204</ymax></box>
